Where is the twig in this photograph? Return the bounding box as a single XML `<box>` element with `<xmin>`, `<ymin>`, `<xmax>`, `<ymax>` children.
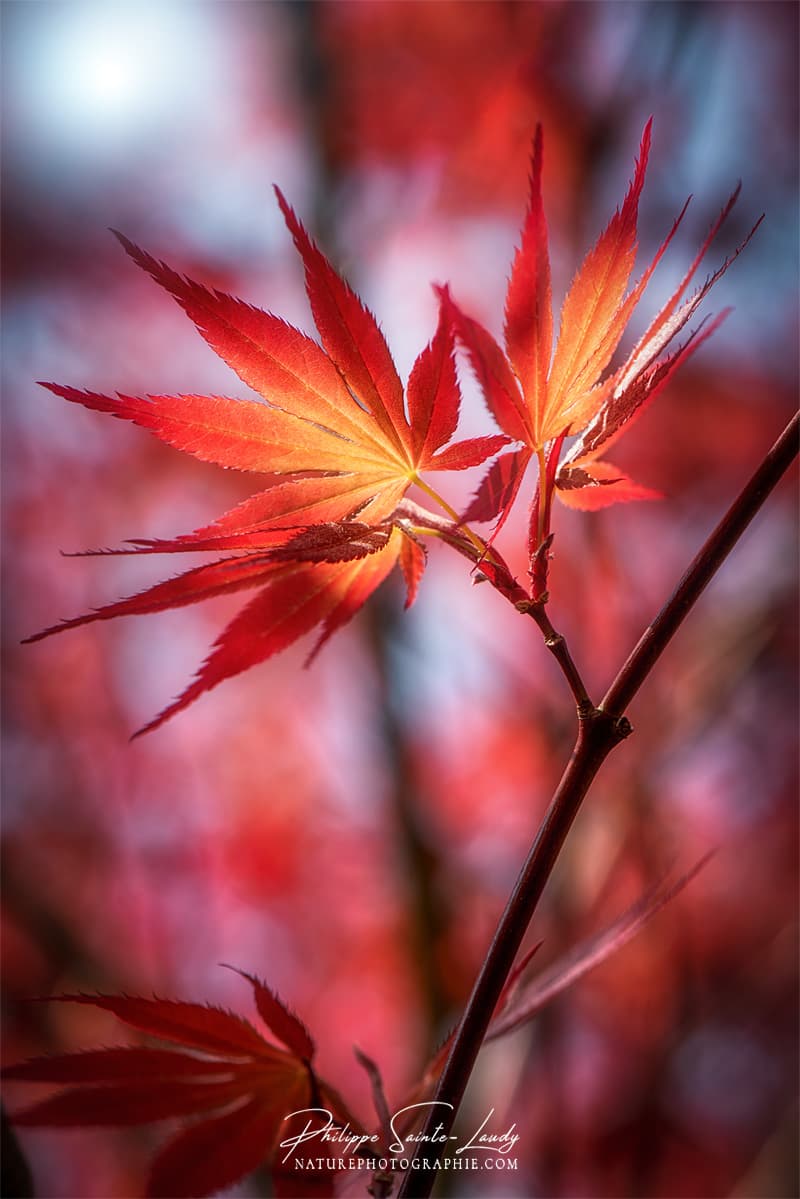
<box><xmin>396</xmin><ymin>411</ymin><xmax>798</xmax><ymax>1199</ymax></box>
<box><xmin>518</xmin><ymin>599</ymin><xmax>595</xmax><ymax>715</ymax></box>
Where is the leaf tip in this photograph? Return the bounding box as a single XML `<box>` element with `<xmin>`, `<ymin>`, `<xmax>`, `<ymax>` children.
<box><xmin>130</xmin><ymin>712</ymin><xmax>166</xmax><ymax>741</ymax></box>
<box><xmin>273</xmin><ymin>185</ymin><xmax>294</xmax><ymax>226</ymax></box>
<box><xmin>110</xmin><ymin>228</ymin><xmax>137</xmax><ymax>257</ymax></box>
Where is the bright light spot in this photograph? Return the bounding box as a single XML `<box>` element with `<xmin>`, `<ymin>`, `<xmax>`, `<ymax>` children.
<box><xmin>73</xmin><ymin>49</ymin><xmax>139</xmax><ymax>110</ymax></box>
<box><xmin>7</xmin><ymin>3</ymin><xmax>221</xmax><ymax>177</ymax></box>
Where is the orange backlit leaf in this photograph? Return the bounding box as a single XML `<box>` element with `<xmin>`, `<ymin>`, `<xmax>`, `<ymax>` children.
<box><xmin>25</xmin><ymin>556</ymin><xmax>290</xmax><ymax>641</ymax></box>
<box><xmin>447</xmin><ymin>120</ymin><xmax>759</xmax><ymax>528</ymax></box>
<box><xmin>275</xmin><ymin>187</ymin><xmax>410</xmax><ymax>457</ymax></box>
<box><xmin>273</xmin><ymin>189</ymin><xmax>507</xmax><ymax>476</ymax></box>
<box><xmin>134</xmin><ymin>532</ymin><xmax>403</xmax><ymax>737</ymax></box>
<box><xmin>406</xmin><ymin>293</ymin><xmax>461</xmax><ymax>459</ymax></box>
<box><xmin>192</xmin><ymin>472</ymin><xmax>402</xmax><ymax>536</ymax></box>
<box><xmin>544</xmin><ymin>120</ymin><xmax>652</xmax><ymax>435</ymax></box>
<box><xmin>556</xmin><ymin>309</ymin><xmax>734</xmax><ymax>502</ymax></box>
<box><xmin>439</xmin><ymin>283</ymin><xmax>530</xmax><ymax>444</ymax></box>
<box><xmin>27</xmin><ymin>526</ymin><xmax>406</xmax><ymax>736</ymax></box>
<box><xmin>30</xmin><ymin>191</ymin><xmax>509</xmax><ymax>730</ymax></box>
<box><xmin>38</xmin><ymin>385</ymin><xmax>407</xmax><ymax>488</ymax></box>
<box><xmin>503</xmin><ymin>123</ymin><xmax>553</xmax><ymax>438</ymax></box>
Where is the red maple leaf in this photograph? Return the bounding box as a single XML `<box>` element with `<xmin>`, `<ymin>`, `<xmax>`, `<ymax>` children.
<box><xmin>27</xmin><ymin>192</ymin><xmax>507</xmax><ymax>733</ymax></box>
<box><xmin>443</xmin><ymin>120</ymin><xmax>761</xmax><ymax>589</ymax></box>
<box><xmin>2</xmin><ymin>969</ymin><xmax>356</xmax><ymax>1199</ymax></box>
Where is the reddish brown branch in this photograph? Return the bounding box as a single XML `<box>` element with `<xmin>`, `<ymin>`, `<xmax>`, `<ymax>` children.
<box><xmin>520</xmin><ymin>599</ymin><xmax>595</xmax><ymax>714</ymax></box>
<box><xmin>396</xmin><ymin>411</ymin><xmax>798</xmax><ymax>1199</ymax></box>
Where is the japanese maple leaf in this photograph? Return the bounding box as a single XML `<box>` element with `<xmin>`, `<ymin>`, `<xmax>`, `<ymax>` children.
<box><xmin>27</xmin><ymin>522</ymin><xmax>431</xmax><ymax>735</ymax></box>
<box><xmin>27</xmin><ymin>191</ymin><xmax>506</xmax><ymax>732</ymax></box>
<box><xmin>2</xmin><ymin>969</ymin><xmax>356</xmax><ymax>1199</ymax></box>
<box><xmin>444</xmin><ymin>119</ymin><xmax>761</xmax><ymax>564</ymax></box>
<box><xmin>46</xmin><ymin>191</ymin><xmax>505</xmax><ymax>534</ymax></box>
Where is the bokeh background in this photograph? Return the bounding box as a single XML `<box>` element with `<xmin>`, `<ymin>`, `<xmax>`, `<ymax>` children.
<box><xmin>2</xmin><ymin>2</ymin><xmax>797</xmax><ymax>1197</ymax></box>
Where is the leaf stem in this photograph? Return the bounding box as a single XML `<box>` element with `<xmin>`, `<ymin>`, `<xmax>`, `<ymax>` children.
<box><xmin>396</xmin><ymin>411</ymin><xmax>798</xmax><ymax>1199</ymax></box>
<box><xmin>535</xmin><ymin>444</ymin><xmax>548</xmax><ymax>548</ymax></box>
<box><xmin>411</xmin><ymin>474</ymin><xmax>487</xmax><ymax>558</ymax></box>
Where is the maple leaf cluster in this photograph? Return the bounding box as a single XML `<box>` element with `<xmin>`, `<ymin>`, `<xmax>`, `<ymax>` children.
<box><xmin>27</xmin><ymin>122</ymin><xmax>756</xmax><ymax>731</ymax></box>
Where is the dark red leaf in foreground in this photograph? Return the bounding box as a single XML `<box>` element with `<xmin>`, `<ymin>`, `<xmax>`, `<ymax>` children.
<box><xmin>148</xmin><ymin>1095</ymin><xmax>305</xmax><ymax>1199</ymax></box>
<box><xmin>2</xmin><ymin>976</ymin><xmax>346</xmax><ymax>1199</ymax></box>
<box><xmin>222</xmin><ymin>966</ymin><xmax>315</xmax><ymax>1062</ymax></box>
<box><xmin>2</xmin><ymin>1048</ymin><xmax>238</xmax><ymax>1084</ymax></box>
<box><xmin>13</xmin><ymin>1079</ymin><xmax>249</xmax><ymax>1128</ymax></box>
<box><xmin>38</xmin><ymin>993</ymin><xmax>270</xmax><ymax>1056</ymax></box>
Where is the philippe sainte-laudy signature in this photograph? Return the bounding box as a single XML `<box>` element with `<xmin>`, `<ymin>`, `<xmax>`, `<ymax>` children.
<box><xmin>279</xmin><ymin>1102</ymin><xmax>520</xmax><ymax>1165</ymax></box>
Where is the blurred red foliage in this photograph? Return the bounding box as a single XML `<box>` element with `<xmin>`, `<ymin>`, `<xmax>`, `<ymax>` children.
<box><xmin>2</xmin><ymin>2</ymin><xmax>797</xmax><ymax>1198</ymax></box>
